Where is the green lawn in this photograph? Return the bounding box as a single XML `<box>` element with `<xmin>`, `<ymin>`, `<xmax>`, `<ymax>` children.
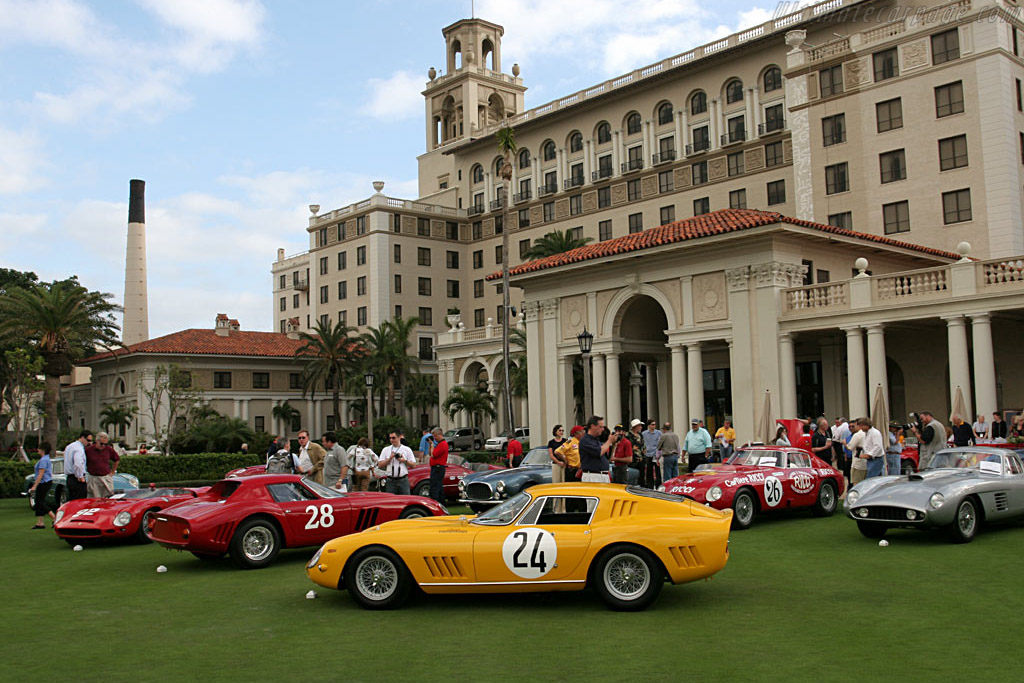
<box><xmin>2</xmin><ymin>496</ymin><xmax>1021</xmax><ymax>682</ymax></box>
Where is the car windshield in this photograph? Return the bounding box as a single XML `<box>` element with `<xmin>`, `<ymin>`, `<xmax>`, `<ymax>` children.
<box><xmin>927</xmin><ymin>452</ymin><xmax>1004</xmax><ymax>474</ymax></box>
<box><xmin>471</xmin><ymin>491</ymin><xmax>532</xmax><ymax>525</ymax></box>
<box><xmin>728</xmin><ymin>449</ymin><xmax>784</xmax><ymax>467</ymax></box>
<box><xmin>111</xmin><ymin>488</ymin><xmax>190</xmax><ymax>500</ymax></box>
<box><xmin>520</xmin><ymin>448</ymin><xmax>549</xmax><ymax>466</ymax></box>
<box><xmin>444</xmin><ymin>429</ymin><xmax>458</xmax><ymax>438</ymax></box>
<box><xmin>301</xmin><ymin>478</ymin><xmax>345</xmax><ymax>498</ymax></box>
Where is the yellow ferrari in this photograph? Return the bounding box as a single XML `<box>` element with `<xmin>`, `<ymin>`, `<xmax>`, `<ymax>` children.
<box><xmin>306</xmin><ymin>483</ymin><xmax>732</xmax><ymax>611</ymax></box>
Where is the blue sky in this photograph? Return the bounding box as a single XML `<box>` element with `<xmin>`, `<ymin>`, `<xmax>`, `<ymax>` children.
<box><xmin>0</xmin><ymin>0</ymin><xmax>781</xmax><ymax>337</ymax></box>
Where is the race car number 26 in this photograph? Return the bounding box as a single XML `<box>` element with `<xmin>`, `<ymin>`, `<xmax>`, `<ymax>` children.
<box><xmin>764</xmin><ymin>475</ymin><xmax>783</xmax><ymax>507</ymax></box>
<box><xmin>502</xmin><ymin>527</ymin><xmax>558</xmax><ymax>579</ymax></box>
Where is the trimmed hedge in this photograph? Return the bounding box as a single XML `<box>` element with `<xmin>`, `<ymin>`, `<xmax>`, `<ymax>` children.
<box><xmin>0</xmin><ymin>462</ymin><xmax>35</xmax><ymax>499</ymax></box>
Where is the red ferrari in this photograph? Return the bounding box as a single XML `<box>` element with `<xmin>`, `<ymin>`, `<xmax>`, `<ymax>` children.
<box><xmin>54</xmin><ymin>487</ymin><xmax>207</xmax><ymax>544</ymax></box>
<box><xmin>147</xmin><ymin>474</ymin><xmax>447</xmax><ymax>569</ymax></box>
<box><xmin>662</xmin><ymin>446</ymin><xmax>845</xmax><ymax>529</ymax></box>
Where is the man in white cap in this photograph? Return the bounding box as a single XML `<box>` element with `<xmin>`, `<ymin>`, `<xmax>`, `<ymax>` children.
<box><xmin>683</xmin><ymin>418</ymin><xmax>712</xmax><ymax>473</ymax></box>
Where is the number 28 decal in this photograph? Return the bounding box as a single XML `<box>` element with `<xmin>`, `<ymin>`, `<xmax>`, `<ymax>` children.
<box><xmin>502</xmin><ymin>528</ymin><xmax>558</xmax><ymax>579</ymax></box>
<box><xmin>304</xmin><ymin>504</ymin><xmax>335</xmax><ymax>529</ymax></box>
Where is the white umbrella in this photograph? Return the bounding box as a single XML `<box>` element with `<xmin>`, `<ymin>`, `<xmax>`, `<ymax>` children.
<box><xmin>870</xmin><ymin>384</ymin><xmax>890</xmax><ymax>474</ymax></box>
<box><xmin>758</xmin><ymin>390</ymin><xmax>774</xmax><ymax>445</ymax></box>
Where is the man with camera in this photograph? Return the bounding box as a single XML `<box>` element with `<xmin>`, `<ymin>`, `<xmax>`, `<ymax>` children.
<box><xmin>578</xmin><ymin>416</ymin><xmax>618</xmax><ymax>483</ymax></box>
<box><xmin>911</xmin><ymin>411</ymin><xmax>947</xmax><ymax>470</ymax></box>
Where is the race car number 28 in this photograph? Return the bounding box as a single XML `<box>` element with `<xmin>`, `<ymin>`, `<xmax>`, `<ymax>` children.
<box><xmin>304</xmin><ymin>504</ymin><xmax>335</xmax><ymax>529</ymax></box>
<box><xmin>502</xmin><ymin>527</ymin><xmax>557</xmax><ymax>579</ymax></box>
<box><xmin>763</xmin><ymin>475</ymin><xmax>783</xmax><ymax>507</ymax></box>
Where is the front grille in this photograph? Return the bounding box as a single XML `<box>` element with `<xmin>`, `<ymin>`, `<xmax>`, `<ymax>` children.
<box><xmin>857</xmin><ymin>506</ymin><xmax>918</xmax><ymax>522</ymax></box>
<box><xmin>59</xmin><ymin>528</ymin><xmax>102</xmax><ymax>538</ymax></box>
<box><xmin>422</xmin><ymin>555</ymin><xmax>468</xmax><ymax>579</ymax></box>
<box><xmin>466</xmin><ymin>483</ymin><xmax>493</xmax><ymax>501</ymax></box>
<box><xmin>668</xmin><ymin>545</ymin><xmax>704</xmax><ymax>569</ymax></box>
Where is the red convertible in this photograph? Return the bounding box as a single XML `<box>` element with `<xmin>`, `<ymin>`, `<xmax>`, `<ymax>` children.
<box><xmin>147</xmin><ymin>474</ymin><xmax>447</xmax><ymax>569</ymax></box>
<box><xmin>662</xmin><ymin>446</ymin><xmax>845</xmax><ymax>529</ymax></box>
<box><xmin>54</xmin><ymin>486</ymin><xmax>207</xmax><ymax>544</ymax></box>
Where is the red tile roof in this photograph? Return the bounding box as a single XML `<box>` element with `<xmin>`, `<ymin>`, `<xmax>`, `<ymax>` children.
<box><xmin>486</xmin><ymin>208</ymin><xmax>962</xmax><ymax>280</ymax></box>
<box><xmin>84</xmin><ymin>329</ymin><xmax>305</xmax><ymax>363</ymax></box>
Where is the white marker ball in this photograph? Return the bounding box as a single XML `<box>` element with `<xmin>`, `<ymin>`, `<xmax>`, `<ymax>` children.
<box><xmin>878</xmin><ymin>540</ymin><xmax>889</xmax><ymax>547</ymax></box>
<box><xmin>156</xmin><ymin>565</ymin><xmax>168</xmax><ymax>573</ymax></box>
<box><xmin>73</xmin><ymin>545</ymin><xmax>83</xmax><ymax>552</ymax></box>
<box><xmin>306</xmin><ymin>590</ymin><xmax>317</xmax><ymax>599</ymax></box>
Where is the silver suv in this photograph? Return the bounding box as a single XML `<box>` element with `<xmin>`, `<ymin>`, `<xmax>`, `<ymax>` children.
<box><xmin>444</xmin><ymin>427</ymin><xmax>484</xmax><ymax>451</ymax></box>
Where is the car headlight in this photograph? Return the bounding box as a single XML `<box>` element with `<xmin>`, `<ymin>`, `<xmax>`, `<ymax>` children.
<box><xmin>458</xmin><ymin>480</ymin><xmax>466</xmax><ymax>491</ymax></box>
<box><xmin>706</xmin><ymin>486</ymin><xmax>722</xmax><ymax>502</ymax></box>
<box><xmin>929</xmin><ymin>492</ymin><xmax>945</xmax><ymax>509</ymax></box>
<box><xmin>307</xmin><ymin>546</ymin><xmax>324</xmax><ymax>569</ymax></box>
<box><xmin>126</xmin><ymin>475</ymin><xmax>139</xmax><ymax>488</ymax></box>
<box><xmin>55</xmin><ymin>509</ymin><xmax>65</xmax><ymax>523</ymax></box>
<box><xmin>847</xmin><ymin>490</ymin><xmax>860</xmax><ymax>505</ymax></box>
<box><xmin>496</xmin><ymin>481</ymin><xmax>506</xmax><ymax>493</ymax></box>
<box><xmin>113</xmin><ymin>511</ymin><xmax>132</xmax><ymax>527</ymax></box>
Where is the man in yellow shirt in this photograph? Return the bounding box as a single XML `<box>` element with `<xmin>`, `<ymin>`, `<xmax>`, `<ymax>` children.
<box><xmin>714</xmin><ymin>420</ymin><xmax>736</xmax><ymax>462</ymax></box>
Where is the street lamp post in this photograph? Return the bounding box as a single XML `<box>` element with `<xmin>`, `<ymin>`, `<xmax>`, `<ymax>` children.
<box><xmin>364</xmin><ymin>371</ymin><xmax>375</xmax><ymax>447</ymax></box>
<box><xmin>577</xmin><ymin>328</ymin><xmax>594</xmax><ymax>420</ymax></box>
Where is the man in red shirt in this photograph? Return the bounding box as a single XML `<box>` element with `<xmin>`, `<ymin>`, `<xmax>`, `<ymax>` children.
<box><xmin>85</xmin><ymin>431</ymin><xmax>120</xmax><ymax>498</ymax></box>
<box><xmin>611</xmin><ymin>424</ymin><xmax>634</xmax><ymax>484</ymax></box>
<box><xmin>428</xmin><ymin>427</ymin><xmax>449</xmax><ymax>503</ymax></box>
<box><xmin>507</xmin><ymin>437</ymin><xmax>524</xmax><ymax>467</ymax></box>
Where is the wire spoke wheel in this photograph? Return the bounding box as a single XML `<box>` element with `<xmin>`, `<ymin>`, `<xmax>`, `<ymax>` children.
<box><xmin>242</xmin><ymin>526</ymin><xmax>275</xmax><ymax>561</ymax></box>
<box><xmin>603</xmin><ymin>552</ymin><xmax>650</xmax><ymax>601</ymax></box>
<box><xmin>957</xmin><ymin>500</ymin><xmax>976</xmax><ymax>536</ymax></box>
<box><xmin>355</xmin><ymin>556</ymin><xmax>399</xmax><ymax>601</ymax></box>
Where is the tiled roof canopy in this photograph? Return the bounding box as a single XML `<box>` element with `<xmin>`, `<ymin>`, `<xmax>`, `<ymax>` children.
<box><xmin>486</xmin><ymin>208</ymin><xmax>962</xmax><ymax>280</ymax></box>
<box><xmin>85</xmin><ymin>329</ymin><xmax>305</xmax><ymax>363</ymax></box>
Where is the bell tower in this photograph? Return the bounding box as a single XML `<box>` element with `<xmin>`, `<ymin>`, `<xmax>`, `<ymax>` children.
<box><xmin>422</xmin><ymin>18</ymin><xmax>526</xmax><ymax>150</ymax></box>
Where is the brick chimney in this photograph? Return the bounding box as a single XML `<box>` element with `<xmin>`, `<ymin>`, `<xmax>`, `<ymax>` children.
<box><xmin>215</xmin><ymin>313</ymin><xmax>230</xmax><ymax>337</ymax></box>
<box><xmin>286</xmin><ymin>317</ymin><xmax>301</xmax><ymax>340</ymax></box>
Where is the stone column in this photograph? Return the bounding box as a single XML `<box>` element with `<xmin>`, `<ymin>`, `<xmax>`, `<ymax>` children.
<box><xmin>675</xmin><ymin>110</ymin><xmax>685</xmax><ymax>158</ymax></box>
<box><xmin>865</xmin><ymin>323</ymin><xmax>888</xmax><ymax>416</ymax></box>
<box><xmin>657</xmin><ymin>359</ymin><xmax>670</xmax><ymax>426</ymax></box>
<box><xmin>944</xmin><ymin>315</ymin><xmax>972</xmax><ymax>419</ymax></box>
<box><xmin>605</xmin><ymin>352</ymin><xmax>622</xmax><ymax>427</ymax></box>
<box><xmin>542</xmin><ymin>299</ymin><xmax>560</xmax><ymax>431</ymax></box>
<box><xmin>629</xmin><ymin>368</ymin><xmax>643</xmax><ymax>420</ymax></box>
<box><xmin>779</xmin><ymin>332</ymin><xmax>797</xmax><ymax>418</ymax></box>
<box><xmin>970</xmin><ymin>313</ymin><xmax>998</xmax><ymax>420</ymax></box>
<box><xmin>642</xmin><ymin>119</ymin><xmax>652</xmax><ymax>163</ymax></box>
<box><xmin>583</xmin><ymin>140</ymin><xmax>592</xmax><ymax>184</ymax></box>
<box><xmin>613</xmin><ymin>130</ymin><xmax>623</xmax><ymax>177</ymax></box>
<box><xmin>646</xmin><ymin>362</ymin><xmax>658</xmax><ymax>421</ymax></box>
<box><xmin>592</xmin><ymin>353</ymin><xmax>607</xmax><ymax>418</ymax></box>
<box><xmin>557</xmin><ymin>148</ymin><xmax>566</xmax><ymax>188</ymax></box>
<box><xmin>233</xmin><ymin>399</ymin><xmax>241</xmax><ymax>419</ymax></box>
<box><xmin>306</xmin><ymin>399</ymin><xmax>315</xmax><ymax>433</ymax></box>
<box><xmin>710</xmin><ymin>99</ymin><xmax>720</xmax><ymax>150</ymax></box>
<box><xmin>242</xmin><ymin>399</ymin><xmax>250</xmax><ymax>422</ymax></box>
<box><xmin>671</xmin><ymin>345</ymin><xmax>688</xmax><ymax>431</ymax></box>
<box><xmin>484</xmin><ymin>171</ymin><xmax>493</xmax><ymax>207</ymax></box>
<box><xmin>687</xmin><ymin>343</ymin><xmax>703</xmax><ymax>423</ymax></box>
<box><xmin>558</xmin><ymin>355</ymin><xmax>574</xmax><ymax>427</ymax></box>
<box><xmin>844</xmin><ymin>327</ymin><xmax>867</xmax><ymax>419</ymax></box>
<box><xmin>524</xmin><ymin>301</ymin><xmax>544</xmax><ymax>438</ymax></box>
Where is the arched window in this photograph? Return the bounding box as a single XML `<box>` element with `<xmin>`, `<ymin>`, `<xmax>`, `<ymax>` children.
<box><xmin>542</xmin><ymin>140</ymin><xmax>556</xmax><ymax>161</ymax></box>
<box><xmin>725</xmin><ymin>79</ymin><xmax>744</xmax><ymax>104</ymax></box>
<box><xmin>690</xmin><ymin>91</ymin><xmax>707</xmax><ymax>115</ymax></box>
<box><xmin>518</xmin><ymin>148</ymin><xmax>531</xmax><ymax>169</ymax></box>
<box><xmin>471</xmin><ymin>164</ymin><xmax>484</xmax><ymax>183</ymax></box>
<box><xmin>569</xmin><ymin>131</ymin><xmax>583</xmax><ymax>153</ymax></box>
<box><xmin>596</xmin><ymin>121</ymin><xmax>611</xmax><ymax>144</ymax></box>
<box><xmin>494</xmin><ymin>156</ymin><xmax>504</xmax><ymax>176</ymax></box>
<box><xmin>626</xmin><ymin>112</ymin><xmax>642</xmax><ymax>135</ymax></box>
<box><xmin>657</xmin><ymin>102</ymin><xmax>674</xmax><ymax>125</ymax></box>
<box><xmin>763</xmin><ymin>66</ymin><xmax>782</xmax><ymax>93</ymax></box>
<box><xmin>117</xmin><ymin>378</ymin><xmax>126</xmax><ymax>394</ymax></box>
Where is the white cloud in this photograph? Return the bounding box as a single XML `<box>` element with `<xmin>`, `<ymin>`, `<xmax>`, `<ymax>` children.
<box><xmin>364</xmin><ymin>70</ymin><xmax>427</xmax><ymax>121</ymax></box>
<box><xmin>136</xmin><ymin>0</ymin><xmax>266</xmax><ymax>73</ymax></box>
<box><xmin>0</xmin><ymin>126</ymin><xmax>47</xmax><ymax>194</ymax></box>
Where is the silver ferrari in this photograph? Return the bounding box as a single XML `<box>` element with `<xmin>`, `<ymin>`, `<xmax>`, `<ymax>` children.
<box><xmin>844</xmin><ymin>447</ymin><xmax>1024</xmax><ymax>543</ymax></box>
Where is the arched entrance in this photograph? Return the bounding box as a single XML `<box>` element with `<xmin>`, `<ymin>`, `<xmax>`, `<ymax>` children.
<box><xmin>610</xmin><ymin>294</ymin><xmax>670</xmax><ymax>424</ymax></box>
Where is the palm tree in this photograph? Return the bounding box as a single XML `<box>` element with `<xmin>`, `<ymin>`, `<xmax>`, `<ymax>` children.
<box><xmin>184</xmin><ymin>416</ymin><xmax>254</xmax><ymax>453</ymax></box>
<box><xmin>443</xmin><ymin>385</ymin><xmax>497</xmax><ymax>435</ymax></box>
<box><xmin>0</xmin><ymin>279</ymin><xmax>120</xmax><ymax>451</ymax></box>
<box><xmin>98</xmin><ymin>403</ymin><xmax>137</xmax><ymax>440</ymax></box>
<box><xmin>490</xmin><ymin>326</ymin><xmax>528</xmax><ymax>400</ymax></box>
<box><xmin>522</xmin><ymin>229</ymin><xmax>593</xmax><ymax>260</ymax></box>
<box><xmin>296</xmin><ymin>319</ymin><xmax>364</xmax><ymax>431</ymax></box>
<box><xmin>404</xmin><ymin>372</ymin><xmax>439</xmax><ymax>429</ymax></box>
<box><xmin>496</xmin><ymin>124</ymin><xmax>516</xmax><ymax>434</ymax></box>
<box><xmin>362</xmin><ymin>315</ymin><xmax>420</xmax><ymax>417</ymax></box>
<box><xmin>272</xmin><ymin>401</ymin><xmax>301</xmax><ymax>436</ymax></box>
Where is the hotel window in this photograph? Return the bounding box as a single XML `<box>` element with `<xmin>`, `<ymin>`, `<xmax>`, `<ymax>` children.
<box><xmin>727</xmin><ymin>152</ymin><xmax>744</xmax><ymax>177</ymax></box>
<box><xmin>542</xmin><ymin>140</ymin><xmax>556</xmax><ymax>161</ymax></box>
<box><xmin>394</xmin><ymin>244</ymin><xmax>401</xmax><ymax>263</ymax></box>
<box><xmin>825</xmin><ymin>163</ymin><xmax>849</xmax><ymax>194</ymax></box>
<box><xmin>658</xmin><ymin>135</ymin><xmax>675</xmax><ymax>161</ymax></box>
<box><xmin>318</xmin><ymin>228</ymin><xmax>327</xmax><ymax>246</ymax></box>
<box><xmin>416</xmin><ymin>217</ymin><xmax>429</xmax><ymax>236</ymax></box>
<box><xmin>763</xmin><ymin>104</ymin><xmax>784</xmax><ymax>132</ymax></box>
<box><xmin>473</xmin><ymin>250</ymin><xmax>483</xmax><ymax>269</ymax></box>
<box><xmin>822</xmin><ymin>113</ymin><xmax>846</xmax><ymax>146</ymax></box>
<box><xmin>873</xmin><ymin>47</ymin><xmax>898</xmax><ymax>81</ymax></box>
<box><xmin>474</xmin><ymin>279</ymin><xmax>484</xmax><ymax>298</ymax></box>
<box><xmin>471</xmin><ymin>164</ymin><xmax>484</xmax><ymax>183</ymax></box>
<box><xmin>356</xmin><ymin>216</ymin><xmax>366</xmax><ymax>235</ymax></box>
<box><xmin>496</xmin><ymin>306</ymin><xmax>504</xmax><ymax>324</ymax></box>
<box><xmin>252</xmin><ymin>372</ymin><xmax>269</xmax><ymax>389</ymax></box>
<box><xmin>931</xmin><ymin>28</ymin><xmax>960</xmax><ymax>64</ymax></box>
<box><xmin>447</xmin><ymin>221</ymin><xmax>459</xmax><ymax>239</ymax></box>
<box><xmin>474</xmin><ymin>309</ymin><xmax>485</xmax><ymax>327</ymax></box>
<box><xmin>393</xmin><ymin>274</ymin><xmax>401</xmax><ymax>294</ymax></box>
<box><xmin>393</xmin><ymin>306</ymin><xmax>400</xmax><ymax>319</ymax></box>
<box><xmin>320</xmin><ymin>285</ymin><xmax>329</xmax><ymax>304</ymax></box>
<box><xmin>338</xmin><ymin>223</ymin><xmax>346</xmax><ymax>240</ymax></box>
<box><xmin>691</xmin><ymin>91</ymin><xmax>707</xmax><ymax>115</ymax></box>
<box><xmin>1018</xmin><ymin>79</ymin><xmax>1022</xmax><ymax>112</ymax></box>
<box><xmin>657</xmin><ymin>102</ymin><xmax>674</xmax><ymax>125</ymax></box>
<box><xmin>659</xmin><ymin>170</ymin><xmax>674</xmax><ymax>193</ymax></box>
<box><xmin>519</xmin><ymin>239</ymin><xmax>531</xmax><ymax>259</ymax></box>
<box><xmin>472</xmin><ymin>221</ymin><xmax>482</xmax><ymax>240</ymax></box>
<box><xmin>213</xmin><ymin>372</ymin><xmax>232</xmax><ymax>389</ymax></box>
<box><xmin>447</xmin><ymin>280</ymin><xmax>459</xmax><ymax>297</ymax></box>
<box><xmin>627</xmin><ymin>179</ymin><xmax>641</xmax><ymax>201</ymax></box>
<box><xmin>446</xmin><ymin>251</ymin><xmax>459</xmax><ymax>268</ymax></box>
<box><xmin>935</xmin><ymin>81</ymin><xmax>964</xmax><ymax>117</ymax></box>
<box><xmin>599</xmin><ymin>220</ymin><xmax>613</xmax><ymax>241</ymax></box>
<box><xmin>293</xmin><ymin>294</ymin><xmax>299</xmax><ymax>307</ymax></box>
<box><xmin>879</xmin><ymin>149</ymin><xmax>907</xmax><ymax>183</ymax></box>
<box><xmin>418</xmin><ymin>277</ymin><xmax>431</xmax><ymax>296</ymax></box>
<box><xmin>495</xmin><ymin>245</ymin><xmax>503</xmax><ymax>264</ymax></box>
<box><xmin>338</xmin><ymin>310</ymin><xmax>347</xmax><ymax>325</ymax></box>
<box><xmin>628</xmin><ymin>213</ymin><xmax>643</xmax><ymax>233</ymax></box>
<box><xmin>883</xmin><ymin>201</ymin><xmax>910</xmax><ymax>234</ymax></box>
<box><xmin>876</xmin><ymin>98</ymin><xmax>903</xmax><ymax>132</ymax></box>
<box><xmin>819</xmin><ymin>65</ymin><xmax>843</xmax><ymax>97</ymax></box>
<box><xmin>939</xmin><ymin>135</ymin><xmax>968</xmax><ymax>170</ymax></box>
<box><xmin>692</xmin><ymin>161</ymin><xmax>708</xmax><ymax>185</ymax></box>
<box><xmin>802</xmin><ymin>260</ymin><xmax>814</xmax><ymax>286</ymax></box>
<box><xmin>627</xmin><ymin>145</ymin><xmax>643</xmax><ymax>170</ymax></box>
<box><xmin>357</xmin><ymin>307</ymin><xmax>367</xmax><ymax>326</ymax></box>
<box><xmin>543</xmin><ymin>201</ymin><xmax>555</xmax><ymax>221</ymax></box>
<box><xmin>693</xmin><ymin>197</ymin><xmax>710</xmax><ymax>215</ymax></box>
<box><xmin>763</xmin><ymin>66</ymin><xmax>782</xmax><ymax>93</ymax></box>
<box><xmin>569</xmin><ymin>131</ymin><xmax>583</xmax><ymax>153</ymax></box>
<box><xmin>569</xmin><ymin>194</ymin><xmax>582</xmax><ymax>215</ymax></box>
<box><xmin>729</xmin><ymin>189</ymin><xmax>747</xmax><ymax>209</ymax></box>
<box><xmin>417</xmin><ymin>247</ymin><xmax>431</xmax><ymax>266</ymax></box>
<box><xmin>357</xmin><ymin>276</ymin><xmax>366</xmax><ymax>296</ymax></box>
<box><xmin>279</xmin><ymin>297</ymin><xmax>286</xmax><ymax>312</ymax></box>
<box><xmin>290</xmin><ymin>372</ymin><xmax>301</xmax><ymax>389</ymax></box>
<box><xmin>725</xmin><ymin>79</ymin><xmax>743</xmax><ymax>104</ymax></box>
<box><xmin>568</xmin><ymin>226</ymin><xmax>583</xmax><ymax>242</ymax></box>
<box><xmin>659</xmin><ymin>205</ymin><xmax>675</xmax><ymax>225</ymax></box>
<box><xmin>519</xmin><ymin>208</ymin><xmax>530</xmax><ymax>228</ymax></box>
<box><xmin>338</xmin><ymin>252</ymin><xmax>347</xmax><ymax>270</ymax></box>
<box><xmin>356</xmin><ymin>246</ymin><xmax>366</xmax><ymax>265</ymax></box>
<box><xmin>597</xmin><ymin>122</ymin><xmax>611</xmax><ymax>144</ymax></box>
<box><xmin>828</xmin><ymin>212</ymin><xmax>853</xmax><ymax>230</ymax></box>
<box><xmin>279</xmin><ymin>274</ymin><xmax>286</xmax><ymax>289</ymax></box>
<box><xmin>726</xmin><ymin>115</ymin><xmax>745</xmax><ymax>143</ymax></box>
<box><xmin>942</xmin><ymin>189</ymin><xmax>972</xmax><ymax>224</ymax></box>
<box><xmin>767</xmin><ymin>180</ymin><xmax>786</xmax><ymax>205</ymax></box>
<box><xmin>597</xmin><ymin>154</ymin><xmax>613</xmax><ymax>179</ymax></box>
<box><xmin>418</xmin><ymin>307</ymin><xmax>432</xmax><ymax>326</ymax></box>
<box><xmin>392</xmin><ymin>213</ymin><xmax>401</xmax><ymax>233</ymax></box>
<box><xmin>692</xmin><ymin>125</ymin><xmax>709</xmax><ymax>152</ymax></box>
<box><xmin>544</xmin><ymin>171</ymin><xmax>557</xmax><ymax>193</ymax></box>
<box><xmin>337</xmin><ymin>281</ymin><xmax>347</xmax><ymax>300</ymax></box>
<box><xmin>495</xmin><ymin>215</ymin><xmax>503</xmax><ymax>234</ymax></box>
<box><xmin>319</xmin><ymin>256</ymin><xmax>328</xmax><ymax>275</ymax></box>
<box><xmin>626</xmin><ymin>112</ymin><xmax>642</xmax><ymax>135</ymax></box>
<box><xmin>765</xmin><ymin>141</ymin><xmax>783</xmax><ymax>167</ymax></box>
<box><xmin>597</xmin><ymin>187</ymin><xmax>610</xmax><ymax>209</ymax></box>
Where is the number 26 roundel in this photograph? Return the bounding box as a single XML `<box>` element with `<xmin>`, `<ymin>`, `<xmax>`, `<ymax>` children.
<box><xmin>501</xmin><ymin>528</ymin><xmax>558</xmax><ymax>579</ymax></box>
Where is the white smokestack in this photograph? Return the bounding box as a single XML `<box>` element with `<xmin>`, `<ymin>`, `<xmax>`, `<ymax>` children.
<box><xmin>123</xmin><ymin>179</ymin><xmax>149</xmax><ymax>345</ymax></box>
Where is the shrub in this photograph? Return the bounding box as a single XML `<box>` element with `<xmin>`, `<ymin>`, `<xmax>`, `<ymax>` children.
<box><xmin>0</xmin><ymin>461</ymin><xmax>36</xmax><ymax>498</ymax></box>
<box><xmin>119</xmin><ymin>453</ymin><xmax>264</xmax><ymax>484</ymax></box>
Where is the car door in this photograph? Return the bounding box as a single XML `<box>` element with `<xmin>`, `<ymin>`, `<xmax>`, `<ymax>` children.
<box><xmin>265</xmin><ymin>481</ymin><xmax>353</xmax><ymax>546</ymax></box>
<box><xmin>473</xmin><ymin>495</ymin><xmax>595</xmax><ymax>584</ymax></box>
<box><xmin>783</xmin><ymin>450</ymin><xmax>819</xmax><ymax>507</ymax></box>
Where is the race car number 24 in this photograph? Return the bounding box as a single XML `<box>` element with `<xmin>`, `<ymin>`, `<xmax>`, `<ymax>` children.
<box><xmin>764</xmin><ymin>475</ymin><xmax>783</xmax><ymax>507</ymax></box>
<box><xmin>502</xmin><ymin>527</ymin><xmax>558</xmax><ymax>579</ymax></box>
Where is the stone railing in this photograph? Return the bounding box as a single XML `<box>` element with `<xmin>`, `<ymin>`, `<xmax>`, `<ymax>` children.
<box><xmin>310</xmin><ymin>194</ymin><xmax>463</xmax><ymax>227</ymax></box>
<box><xmin>785</xmin><ymin>282</ymin><xmax>849</xmax><ymax>311</ymax></box>
<box><xmin>862</xmin><ymin>19</ymin><xmax>906</xmax><ymax>44</ymax></box>
<box><xmin>875</xmin><ymin>267</ymin><xmax>950</xmax><ymax>301</ymax></box>
<box><xmin>807</xmin><ymin>36</ymin><xmax>850</xmax><ymax>62</ymax></box>
<box><xmin>979</xmin><ymin>258</ymin><xmax>1024</xmax><ymax>288</ymax></box>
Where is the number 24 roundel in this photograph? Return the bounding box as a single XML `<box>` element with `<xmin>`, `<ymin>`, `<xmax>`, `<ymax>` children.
<box><xmin>502</xmin><ymin>528</ymin><xmax>558</xmax><ymax>579</ymax></box>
